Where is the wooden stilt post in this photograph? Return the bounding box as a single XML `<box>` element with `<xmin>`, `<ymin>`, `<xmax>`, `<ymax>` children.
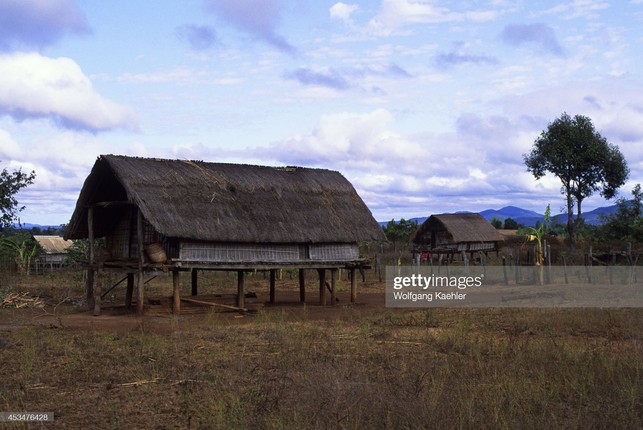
<box><xmin>546</xmin><ymin>244</ymin><xmax>552</xmax><ymax>284</ymax></box>
<box><xmin>191</xmin><ymin>269</ymin><xmax>198</xmax><ymax>296</ymax></box>
<box><xmin>479</xmin><ymin>251</ymin><xmax>487</xmax><ymax>278</ymax></box>
<box><xmin>299</xmin><ymin>269</ymin><xmax>306</xmax><ymax>303</ymax></box>
<box><xmin>269</xmin><ymin>269</ymin><xmax>276</xmax><ymax>304</ymax></box>
<box><xmin>136</xmin><ymin>208</ymin><xmax>145</xmax><ymax>315</ymax></box>
<box><xmin>586</xmin><ymin>246</ymin><xmax>593</xmax><ymax>284</ymax></box>
<box><xmin>515</xmin><ymin>249</ymin><xmax>521</xmax><ymax>284</ymax></box>
<box><xmin>93</xmin><ymin>261</ymin><xmax>103</xmax><ymax>316</ymax></box>
<box><xmin>350</xmin><ymin>268</ymin><xmax>357</xmax><ymax>303</ymax></box>
<box><xmin>330</xmin><ymin>268</ymin><xmax>337</xmax><ymax>304</ymax></box>
<box><xmin>318</xmin><ymin>269</ymin><xmax>326</xmax><ymax>306</ymax></box>
<box><xmin>237</xmin><ymin>271</ymin><xmax>245</xmax><ymax>308</ymax></box>
<box><xmin>86</xmin><ymin>207</ymin><xmax>95</xmax><ymax>310</ymax></box>
<box><xmin>172</xmin><ymin>269</ymin><xmax>181</xmax><ymax>314</ymax></box>
<box><xmin>125</xmin><ymin>273</ymin><xmax>134</xmax><ymax>309</ymax></box>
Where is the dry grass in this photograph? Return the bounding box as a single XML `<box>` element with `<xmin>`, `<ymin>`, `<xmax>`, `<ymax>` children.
<box><xmin>0</xmin><ymin>270</ymin><xmax>641</xmax><ymax>429</ymax></box>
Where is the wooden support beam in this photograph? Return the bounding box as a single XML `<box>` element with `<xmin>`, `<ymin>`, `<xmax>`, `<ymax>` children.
<box><xmin>172</xmin><ymin>269</ymin><xmax>181</xmax><ymax>314</ymax></box>
<box><xmin>86</xmin><ymin>207</ymin><xmax>95</xmax><ymax>310</ymax></box>
<box><xmin>318</xmin><ymin>269</ymin><xmax>326</xmax><ymax>306</ymax></box>
<box><xmin>181</xmin><ymin>297</ymin><xmax>247</xmax><ymax>313</ymax></box>
<box><xmin>350</xmin><ymin>268</ymin><xmax>357</xmax><ymax>303</ymax></box>
<box><xmin>101</xmin><ymin>275</ymin><xmax>128</xmax><ymax>299</ymax></box>
<box><xmin>299</xmin><ymin>269</ymin><xmax>306</xmax><ymax>303</ymax></box>
<box><xmin>191</xmin><ymin>269</ymin><xmax>198</xmax><ymax>296</ymax></box>
<box><xmin>237</xmin><ymin>271</ymin><xmax>245</xmax><ymax>308</ymax></box>
<box><xmin>269</xmin><ymin>269</ymin><xmax>276</xmax><ymax>304</ymax></box>
<box><xmin>93</xmin><ymin>262</ymin><xmax>103</xmax><ymax>316</ymax></box>
<box><xmin>330</xmin><ymin>268</ymin><xmax>337</xmax><ymax>304</ymax></box>
<box><xmin>125</xmin><ymin>273</ymin><xmax>134</xmax><ymax>309</ymax></box>
<box><xmin>136</xmin><ymin>208</ymin><xmax>145</xmax><ymax>315</ymax></box>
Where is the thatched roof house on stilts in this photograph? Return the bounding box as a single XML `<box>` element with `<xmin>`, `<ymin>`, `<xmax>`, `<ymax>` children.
<box><xmin>65</xmin><ymin>155</ymin><xmax>386</xmax><ymax>315</ymax></box>
<box><xmin>411</xmin><ymin>213</ymin><xmax>504</xmax><ymax>262</ymax></box>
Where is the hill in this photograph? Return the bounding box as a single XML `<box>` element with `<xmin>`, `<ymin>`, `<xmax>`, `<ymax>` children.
<box><xmin>381</xmin><ymin>203</ymin><xmax>621</xmax><ymax>227</ymax></box>
<box><xmin>479</xmin><ymin>206</ymin><xmax>544</xmax><ymax>227</ymax></box>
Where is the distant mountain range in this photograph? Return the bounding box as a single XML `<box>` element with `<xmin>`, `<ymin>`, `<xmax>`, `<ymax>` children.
<box><xmin>380</xmin><ymin>203</ymin><xmax>622</xmax><ymax>227</ymax></box>
<box><xmin>13</xmin><ymin>223</ymin><xmax>65</xmax><ymax>231</ymax></box>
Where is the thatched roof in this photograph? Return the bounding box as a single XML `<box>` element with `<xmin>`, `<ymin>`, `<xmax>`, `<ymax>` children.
<box><xmin>411</xmin><ymin>213</ymin><xmax>504</xmax><ymax>244</ymax></box>
<box><xmin>66</xmin><ymin>155</ymin><xmax>386</xmax><ymax>244</ymax></box>
<box><xmin>33</xmin><ymin>235</ymin><xmax>73</xmax><ymax>254</ymax></box>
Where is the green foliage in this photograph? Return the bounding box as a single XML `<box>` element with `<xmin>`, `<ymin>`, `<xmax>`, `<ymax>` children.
<box><xmin>0</xmin><ymin>231</ymin><xmax>42</xmax><ymax>275</ymax></box>
<box><xmin>599</xmin><ymin>184</ymin><xmax>643</xmax><ymax>243</ymax></box>
<box><xmin>382</xmin><ymin>218</ymin><xmax>418</xmax><ymax>243</ymax></box>
<box><xmin>490</xmin><ymin>217</ymin><xmax>502</xmax><ymax>229</ymax></box>
<box><xmin>0</xmin><ymin>163</ymin><xmax>36</xmax><ymax>230</ymax></box>
<box><xmin>524</xmin><ymin>113</ymin><xmax>628</xmax><ymax>249</ymax></box>
<box><xmin>503</xmin><ymin>217</ymin><xmax>520</xmax><ymax>229</ymax></box>
<box><xmin>518</xmin><ymin>204</ymin><xmax>551</xmax><ymax>267</ymax></box>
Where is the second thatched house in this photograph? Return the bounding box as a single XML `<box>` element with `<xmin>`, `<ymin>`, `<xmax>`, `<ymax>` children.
<box><xmin>33</xmin><ymin>235</ymin><xmax>73</xmax><ymax>271</ymax></box>
<box><xmin>411</xmin><ymin>213</ymin><xmax>504</xmax><ymax>256</ymax></box>
<box><xmin>65</xmin><ymin>155</ymin><xmax>386</xmax><ymax>314</ymax></box>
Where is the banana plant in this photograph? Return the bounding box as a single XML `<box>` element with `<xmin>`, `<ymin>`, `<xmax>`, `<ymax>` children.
<box><xmin>519</xmin><ymin>204</ymin><xmax>551</xmax><ymax>284</ymax></box>
<box><xmin>1</xmin><ymin>236</ymin><xmax>40</xmax><ymax>275</ymax></box>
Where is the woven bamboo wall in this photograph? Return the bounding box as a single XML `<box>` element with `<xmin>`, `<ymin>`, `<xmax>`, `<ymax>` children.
<box><xmin>179</xmin><ymin>242</ymin><xmax>359</xmax><ymax>263</ymax></box>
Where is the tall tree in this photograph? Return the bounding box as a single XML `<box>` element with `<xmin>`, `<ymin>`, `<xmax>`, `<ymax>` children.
<box><xmin>600</xmin><ymin>184</ymin><xmax>643</xmax><ymax>243</ymax></box>
<box><xmin>0</xmin><ymin>163</ymin><xmax>36</xmax><ymax>230</ymax></box>
<box><xmin>524</xmin><ymin>113</ymin><xmax>628</xmax><ymax>250</ymax></box>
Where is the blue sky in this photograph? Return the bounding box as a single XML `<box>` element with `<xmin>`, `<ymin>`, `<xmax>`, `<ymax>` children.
<box><xmin>1</xmin><ymin>0</ymin><xmax>643</xmax><ymax>225</ymax></box>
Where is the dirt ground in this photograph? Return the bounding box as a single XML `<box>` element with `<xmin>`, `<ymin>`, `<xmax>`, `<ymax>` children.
<box><xmin>0</xmin><ymin>289</ymin><xmax>388</xmax><ymax>335</ymax></box>
<box><xmin>0</xmin><ymin>274</ymin><xmax>391</xmax><ymax>331</ymax></box>
<box><xmin>1</xmin><ymin>274</ymin><xmax>641</xmax><ymax>429</ymax></box>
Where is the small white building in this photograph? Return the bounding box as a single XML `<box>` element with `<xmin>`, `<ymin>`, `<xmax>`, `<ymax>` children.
<box><xmin>33</xmin><ymin>235</ymin><xmax>73</xmax><ymax>271</ymax></box>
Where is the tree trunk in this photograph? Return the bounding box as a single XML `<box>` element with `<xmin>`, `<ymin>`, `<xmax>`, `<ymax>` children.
<box><xmin>566</xmin><ymin>191</ymin><xmax>575</xmax><ymax>251</ymax></box>
<box><xmin>576</xmin><ymin>198</ymin><xmax>584</xmax><ymax>229</ymax></box>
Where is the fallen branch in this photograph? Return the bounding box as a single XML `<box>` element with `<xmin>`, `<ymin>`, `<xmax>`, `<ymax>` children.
<box><xmin>118</xmin><ymin>378</ymin><xmax>160</xmax><ymax>387</ymax></box>
<box><xmin>374</xmin><ymin>340</ymin><xmax>426</xmax><ymax>346</ymax></box>
<box><xmin>1</xmin><ymin>292</ymin><xmax>45</xmax><ymax>309</ymax></box>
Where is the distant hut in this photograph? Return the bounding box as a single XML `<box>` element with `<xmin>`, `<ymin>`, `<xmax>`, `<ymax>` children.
<box><xmin>411</xmin><ymin>213</ymin><xmax>504</xmax><ymax>258</ymax></box>
<box><xmin>65</xmin><ymin>155</ymin><xmax>386</xmax><ymax>314</ymax></box>
<box><xmin>33</xmin><ymin>235</ymin><xmax>72</xmax><ymax>271</ymax></box>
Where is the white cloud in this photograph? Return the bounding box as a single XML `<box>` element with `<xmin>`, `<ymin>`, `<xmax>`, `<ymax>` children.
<box><xmin>0</xmin><ymin>128</ymin><xmax>21</xmax><ymax>159</ymax></box>
<box><xmin>264</xmin><ymin>108</ymin><xmax>424</xmax><ymax>169</ymax></box>
<box><xmin>368</xmin><ymin>0</ymin><xmax>496</xmax><ymax>35</ymax></box>
<box><xmin>1</xmin><ymin>126</ymin><xmax>107</xmax><ymax>225</ymax></box>
<box><xmin>0</xmin><ymin>52</ymin><xmax>138</xmax><ymax>132</ymax></box>
<box><xmin>330</xmin><ymin>3</ymin><xmax>360</xmax><ymax>23</ymax></box>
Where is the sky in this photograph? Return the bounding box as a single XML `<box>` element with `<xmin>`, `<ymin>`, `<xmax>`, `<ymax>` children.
<box><xmin>1</xmin><ymin>0</ymin><xmax>643</xmax><ymax>226</ymax></box>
